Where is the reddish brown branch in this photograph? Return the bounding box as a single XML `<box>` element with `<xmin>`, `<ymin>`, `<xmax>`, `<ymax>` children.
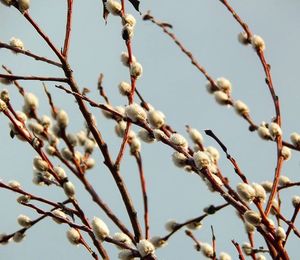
<box><xmin>0</xmin><ymin>73</ymin><xmax>68</xmax><ymax>83</ymax></box>
<box><xmin>232</xmin><ymin>240</ymin><xmax>245</xmax><ymax>260</ymax></box>
<box><xmin>63</xmin><ymin>0</ymin><xmax>74</xmax><ymax>58</ymax></box>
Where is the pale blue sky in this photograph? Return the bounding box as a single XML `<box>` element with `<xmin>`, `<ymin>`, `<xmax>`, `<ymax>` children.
<box><xmin>1</xmin><ymin>1</ymin><xmax>300</xmax><ymax>259</ymax></box>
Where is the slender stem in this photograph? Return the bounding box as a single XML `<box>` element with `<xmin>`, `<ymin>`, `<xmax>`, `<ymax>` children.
<box><xmin>63</xmin><ymin>0</ymin><xmax>74</xmax><ymax>58</ymax></box>
<box><xmin>0</xmin><ymin>73</ymin><xmax>68</xmax><ymax>82</ymax></box>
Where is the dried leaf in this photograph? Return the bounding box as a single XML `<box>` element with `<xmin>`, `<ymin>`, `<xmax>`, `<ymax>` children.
<box><xmin>128</xmin><ymin>0</ymin><xmax>140</xmax><ymax>12</ymax></box>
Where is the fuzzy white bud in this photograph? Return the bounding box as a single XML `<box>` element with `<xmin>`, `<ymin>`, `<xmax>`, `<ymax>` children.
<box><xmin>234</xmin><ymin>100</ymin><xmax>249</xmax><ymax>116</ymax></box>
<box><xmin>130</xmin><ymin>137</ymin><xmax>141</xmax><ymax>154</ymax></box>
<box><xmin>92</xmin><ymin>217</ymin><xmax>110</xmax><ymax>241</ymax></box>
<box><xmin>85</xmin><ymin>158</ymin><xmax>96</xmax><ymax>169</ymax></box>
<box><xmin>147</xmin><ymin>110</ymin><xmax>165</xmax><ymax>129</ymax></box>
<box><xmin>17</xmin><ymin>214</ymin><xmax>32</xmax><ymax>227</ymax></box>
<box><xmin>150</xmin><ymin>236</ymin><xmax>167</xmax><ymax>248</ymax></box>
<box><xmin>279</xmin><ymin>175</ymin><xmax>291</xmax><ymax>186</ymax></box>
<box><xmin>120</xmin><ymin>52</ymin><xmax>136</xmax><ymax>67</ymax></box>
<box><xmin>24</xmin><ymin>92</ymin><xmax>38</xmax><ymax>110</ymax></box>
<box><xmin>193</xmin><ymin>151</ymin><xmax>210</xmax><ymax>170</ymax></box>
<box><xmin>186</xmin><ymin>221</ymin><xmax>202</xmax><ymax>230</ymax></box>
<box><xmin>219</xmin><ymin>252</ymin><xmax>232</xmax><ymax>260</ymax></box>
<box><xmin>122</xmin><ymin>24</ymin><xmax>134</xmax><ymax>40</ymax></box>
<box><xmin>169</xmin><ymin>133</ymin><xmax>188</xmax><ymax>149</ymax></box>
<box><xmin>0</xmin><ymin>0</ymin><xmax>13</xmax><ymax>6</ymax></box>
<box><xmin>122</xmin><ymin>13</ymin><xmax>136</xmax><ymax>27</ymax></box>
<box><xmin>292</xmin><ymin>196</ymin><xmax>300</xmax><ymax>208</ymax></box>
<box><xmin>125</xmin><ymin>103</ymin><xmax>147</xmax><ymax>122</ymax></box>
<box><xmin>66</xmin><ymin>228</ymin><xmax>81</xmax><ymax>245</ymax></box>
<box><xmin>251</xmin><ymin>35</ymin><xmax>266</xmax><ymax>51</ymax></box>
<box><xmin>206</xmin><ymin>146</ymin><xmax>220</xmax><ymax>163</ymax></box>
<box><xmin>138</xmin><ymin>129</ymin><xmax>155</xmax><ymax>143</ymax></box>
<box><xmin>238</xmin><ymin>32</ymin><xmax>249</xmax><ymax>45</ymax></box>
<box><xmin>56</xmin><ymin>109</ymin><xmax>69</xmax><ymax>129</ymax></box>
<box><xmin>54</xmin><ymin>166</ymin><xmax>67</xmax><ymax>180</ymax></box>
<box><xmin>8</xmin><ymin>180</ymin><xmax>21</xmax><ymax>189</ymax></box>
<box><xmin>269</xmin><ymin>122</ymin><xmax>282</xmax><ymax>138</ymax></box>
<box><xmin>105</xmin><ymin>0</ymin><xmax>122</xmax><ymax>15</ymax></box>
<box><xmin>52</xmin><ymin>209</ymin><xmax>67</xmax><ymax>224</ymax></box>
<box><xmin>0</xmin><ymin>99</ymin><xmax>7</xmax><ymax>112</ymax></box>
<box><xmin>281</xmin><ymin>146</ymin><xmax>291</xmax><ymax>160</ymax></box>
<box><xmin>214</xmin><ymin>90</ymin><xmax>229</xmax><ymax>105</ymax></box>
<box><xmin>137</xmin><ymin>239</ymin><xmax>155</xmax><ymax>257</ymax></box>
<box><xmin>201</xmin><ymin>243</ymin><xmax>214</xmax><ymax>258</ymax></box>
<box><xmin>113</xmin><ymin>232</ymin><xmax>132</xmax><ymax>249</ymax></box>
<box><xmin>118</xmin><ymin>249</ymin><xmax>134</xmax><ymax>260</ymax></box>
<box><xmin>63</xmin><ymin>181</ymin><xmax>76</xmax><ymax>199</ymax></box>
<box><xmin>187</xmin><ymin>128</ymin><xmax>203</xmax><ymax>144</ymax></box>
<box><xmin>13</xmin><ymin>232</ymin><xmax>25</xmax><ymax>243</ymax></box>
<box><xmin>33</xmin><ymin>156</ymin><xmax>48</xmax><ymax>171</ymax></box>
<box><xmin>276</xmin><ymin>226</ymin><xmax>286</xmax><ymax>241</ymax></box>
<box><xmin>118</xmin><ymin>81</ymin><xmax>132</xmax><ymax>96</ymax></box>
<box><xmin>153</xmin><ymin>129</ymin><xmax>167</xmax><ymax>141</ymax></box>
<box><xmin>130</xmin><ymin>62</ymin><xmax>143</xmax><ymax>78</ymax></box>
<box><xmin>290</xmin><ymin>132</ymin><xmax>300</xmax><ymax>147</ymax></box>
<box><xmin>9</xmin><ymin>37</ymin><xmax>25</xmax><ymax>51</ymax></box>
<box><xmin>172</xmin><ymin>151</ymin><xmax>187</xmax><ymax>168</ymax></box>
<box><xmin>165</xmin><ymin>220</ymin><xmax>178</xmax><ymax>232</ymax></box>
<box><xmin>252</xmin><ymin>183</ymin><xmax>266</xmax><ymax>203</ymax></box>
<box><xmin>257</xmin><ymin>123</ymin><xmax>271</xmax><ymax>140</ymax></box>
<box><xmin>244</xmin><ymin>210</ymin><xmax>261</xmax><ymax>226</ymax></box>
<box><xmin>261</xmin><ymin>181</ymin><xmax>273</xmax><ymax>193</ymax></box>
<box><xmin>18</xmin><ymin>0</ymin><xmax>30</xmax><ymax>13</ymax></box>
<box><xmin>216</xmin><ymin>77</ymin><xmax>232</xmax><ymax>93</ymax></box>
<box><xmin>236</xmin><ymin>183</ymin><xmax>256</xmax><ymax>203</ymax></box>
<box><xmin>242</xmin><ymin>242</ymin><xmax>252</xmax><ymax>255</ymax></box>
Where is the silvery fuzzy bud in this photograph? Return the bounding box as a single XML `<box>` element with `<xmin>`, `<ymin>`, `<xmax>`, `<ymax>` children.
<box><xmin>205</xmin><ymin>146</ymin><xmax>220</xmax><ymax>163</ymax></box>
<box><xmin>138</xmin><ymin>129</ymin><xmax>155</xmax><ymax>143</ymax></box>
<box><xmin>122</xmin><ymin>24</ymin><xmax>134</xmax><ymax>41</ymax></box>
<box><xmin>290</xmin><ymin>132</ymin><xmax>300</xmax><ymax>147</ymax></box>
<box><xmin>54</xmin><ymin>166</ymin><xmax>67</xmax><ymax>180</ymax></box>
<box><xmin>118</xmin><ymin>249</ymin><xmax>134</xmax><ymax>260</ymax></box>
<box><xmin>201</xmin><ymin>243</ymin><xmax>214</xmax><ymax>258</ymax></box>
<box><xmin>56</xmin><ymin>109</ymin><xmax>69</xmax><ymax>129</ymax></box>
<box><xmin>147</xmin><ymin>110</ymin><xmax>165</xmax><ymax>129</ymax></box>
<box><xmin>33</xmin><ymin>156</ymin><xmax>48</xmax><ymax>171</ymax></box>
<box><xmin>52</xmin><ymin>209</ymin><xmax>68</xmax><ymax>224</ymax></box>
<box><xmin>85</xmin><ymin>158</ymin><xmax>95</xmax><ymax>169</ymax></box>
<box><xmin>61</xmin><ymin>147</ymin><xmax>73</xmax><ymax>161</ymax></box>
<box><xmin>130</xmin><ymin>137</ymin><xmax>141</xmax><ymax>154</ymax></box>
<box><xmin>153</xmin><ymin>129</ymin><xmax>167</xmax><ymax>141</ymax></box>
<box><xmin>28</xmin><ymin>122</ymin><xmax>44</xmax><ymax>135</ymax></box>
<box><xmin>251</xmin><ymin>35</ymin><xmax>266</xmax><ymax>51</ymax></box>
<box><xmin>137</xmin><ymin>239</ymin><xmax>155</xmax><ymax>257</ymax></box>
<box><xmin>193</xmin><ymin>151</ymin><xmax>210</xmax><ymax>169</ymax></box>
<box><xmin>66</xmin><ymin>228</ymin><xmax>81</xmax><ymax>245</ymax></box>
<box><xmin>186</xmin><ymin>221</ymin><xmax>202</xmax><ymax>230</ymax></box>
<box><xmin>63</xmin><ymin>181</ymin><xmax>75</xmax><ymax>199</ymax></box>
<box><xmin>112</xmin><ymin>232</ymin><xmax>132</xmax><ymax>249</ymax></box>
<box><xmin>219</xmin><ymin>252</ymin><xmax>232</xmax><ymax>260</ymax></box>
<box><xmin>261</xmin><ymin>181</ymin><xmax>273</xmax><ymax>193</ymax></box>
<box><xmin>236</xmin><ymin>183</ymin><xmax>256</xmax><ymax>203</ymax></box>
<box><xmin>92</xmin><ymin>217</ymin><xmax>110</xmax><ymax>241</ymax></box>
<box><xmin>206</xmin><ymin>175</ymin><xmax>223</xmax><ymax>192</ymax></box>
<box><xmin>257</xmin><ymin>123</ymin><xmax>271</xmax><ymax>140</ymax></box>
<box><xmin>13</xmin><ymin>231</ymin><xmax>25</xmax><ymax>243</ymax></box>
<box><xmin>256</xmin><ymin>255</ymin><xmax>266</xmax><ymax>260</ymax></box>
<box><xmin>9</xmin><ymin>37</ymin><xmax>25</xmax><ymax>51</ymax></box>
<box><xmin>0</xmin><ymin>0</ymin><xmax>13</xmax><ymax>6</ymax></box>
<box><xmin>46</xmin><ymin>145</ymin><xmax>56</xmax><ymax>156</ymax></box>
<box><xmin>8</xmin><ymin>180</ymin><xmax>21</xmax><ymax>189</ymax></box>
<box><xmin>118</xmin><ymin>81</ymin><xmax>132</xmax><ymax>96</ymax></box>
<box><xmin>216</xmin><ymin>77</ymin><xmax>232</xmax><ymax>93</ymax></box>
<box><xmin>40</xmin><ymin>115</ymin><xmax>52</xmax><ymax>128</ymax></box>
<box><xmin>0</xmin><ymin>99</ymin><xmax>7</xmax><ymax>112</ymax></box>
<box><xmin>292</xmin><ymin>196</ymin><xmax>300</xmax><ymax>208</ymax></box>
<box><xmin>276</xmin><ymin>226</ymin><xmax>286</xmax><ymax>241</ymax></box>
<box><xmin>242</xmin><ymin>243</ymin><xmax>252</xmax><ymax>255</ymax></box>
<box><xmin>252</xmin><ymin>183</ymin><xmax>266</xmax><ymax>203</ymax></box>
<box><xmin>115</xmin><ymin>121</ymin><xmax>127</xmax><ymax>137</ymax></box>
<box><xmin>150</xmin><ymin>236</ymin><xmax>167</xmax><ymax>248</ymax></box>
<box><xmin>18</xmin><ymin>0</ymin><xmax>30</xmax><ymax>13</ymax></box>
<box><xmin>281</xmin><ymin>146</ymin><xmax>291</xmax><ymax>160</ymax></box>
<box><xmin>169</xmin><ymin>133</ymin><xmax>188</xmax><ymax>149</ymax></box>
<box><xmin>16</xmin><ymin>111</ymin><xmax>27</xmax><ymax>123</ymax></box>
<box><xmin>105</xmin><ymin>0</ymin><xmax>122</xmax><ymax>16</ymax></box>
<box><xmin>234</xmin><ymin>100</ymin><xmax>249</xmax><ymax>116</ymax></box>
<box><xmin>279</xmin><ymin>175</ymin><xmax>291</xmax><ymax>186</ymax></box>
<box><xmin>238</xmin><ymin>32</ymin><xmax>249</xmax><ymax>45</ymax></box>
<box><xmin>269</xmin><ymin>122</ymin><xmax>282</xmax><ymax>138</ymax></box>
<box><xmin>165</xmin><ymin>220</ymin><xmax>178</xmax><ymax>232</ymax></box>
<box><xmin>84</xmin><ymin>139</ymin><xmax>96</xmax><ymax>154</ymax></box>
<box><xmin>130</xmin><ymin>62</ymin><xmax>143</xmax><ymax>78</ymax></box>
<box><xmin>0</xmin><ymin>89</ymin><xmax>9</xmax><ymax>102</ymax></box>
<box><xmin>17</xmin><ymin>214</ymin><xmax>32</xmax><ymax>227</ymax></box>
<box><xmin>125</xmin><ymin>103</ymin><xmax>147</xmax><ymax>122</ymax></box>
<box><xmin>244</xmin><ymin>210</ymin><xmax>261</xmax><ymax>226</ymax></box>
<box><xmin>214</xmin><ymin>91</ymin><xmax>229</xmax><ymax>105</ymax></box>
<box><xmin>24</xmin><ymin>92</ymin><xmax>38</xmax><ymax>110</ymax></box>
<box><xmin>187</xmin><ymin>128</ymin><xmax>203</xmax><ymax>144</ymax></box>
<box><xmin>120</xmin><ymin>52</ymin><xmax>136</xmax><ymax>67</ymax></box>
<box><xmin>17</xmin><ymin>195</ymin><xmax>31</xmax><ymax>204</ymax></box>
<box><xmin>67</xmin><ymin>133</ymin><xmax>78</xmax><ymax>147</ymax></box>
<box><xmin>244</xmin><ymin>222</ymin><xmax>255</xmax><ymax>233</ymax></box>
<box><xmin>172</xmin><ymin>151</ymin><xmax>187</xmax><ymax>168</ymax></box>
<box><xmin>122</xmin><ymin>13</ymin><xmax>136</xmax><ymax>27</ymax></box>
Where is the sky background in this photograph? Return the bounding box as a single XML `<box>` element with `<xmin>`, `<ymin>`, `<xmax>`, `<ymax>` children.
<box><xmin>1</xmin><ymin>0</ymin><xmax>300</xmax><ymax>259</ymax></box>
